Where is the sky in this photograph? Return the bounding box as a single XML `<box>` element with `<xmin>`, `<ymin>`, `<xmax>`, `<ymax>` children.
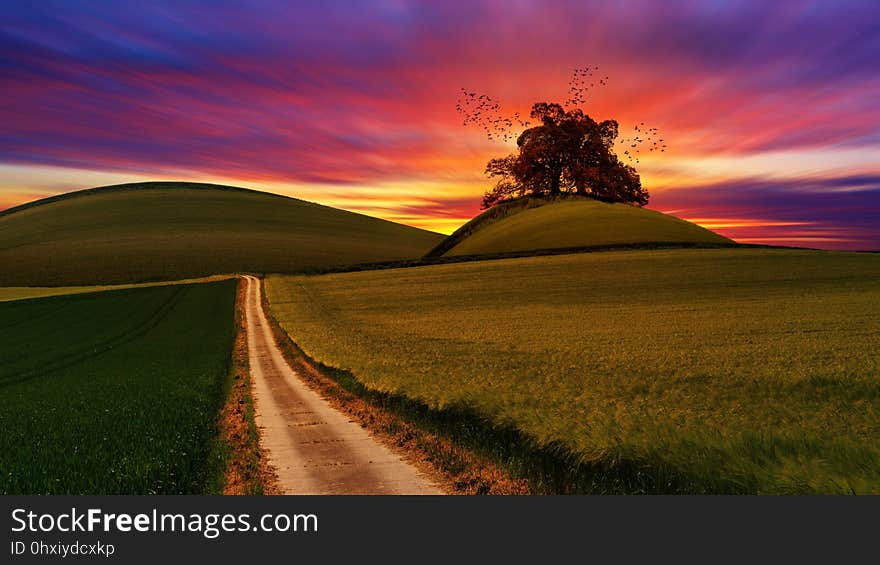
<box><xmin>1</xmin><ymin>0</ymin><xmax>878</xmax><ymax>249</ymax></box>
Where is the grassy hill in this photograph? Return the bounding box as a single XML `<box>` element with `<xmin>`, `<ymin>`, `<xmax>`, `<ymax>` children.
<box><xmin>428</xmin><ymin>196</ymin><xmax>732</xmax><ymax>258</ymax></box>
<box><xmin>0</xmin><ymin>182</ymin><xmax>444</xmax><ymax>285</ymax></box>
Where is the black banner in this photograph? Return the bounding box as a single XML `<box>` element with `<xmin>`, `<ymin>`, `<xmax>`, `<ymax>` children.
<box><xmin>1</xmin><ymin>496</ymin><xmax>875</xmax><ymax>563</ymax></box>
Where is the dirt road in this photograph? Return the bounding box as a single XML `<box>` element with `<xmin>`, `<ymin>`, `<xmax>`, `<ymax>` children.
<box><xmin>242</xmin><ymin>275</ymin><xmax>442</xmax><ymax>494</ymax></box>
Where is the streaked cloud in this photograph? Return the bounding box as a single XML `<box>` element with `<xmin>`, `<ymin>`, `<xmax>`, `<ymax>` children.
<box><xmin>1</xmin><ymin>0</ymin><xmax>878</xmax><ymax>247</ymax></box>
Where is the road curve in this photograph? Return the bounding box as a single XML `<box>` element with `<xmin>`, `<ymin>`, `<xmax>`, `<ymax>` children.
<box><xmin>242</xmin><ymin>275</ymin><xmax>443</xmax><ymax>494</ymax></box>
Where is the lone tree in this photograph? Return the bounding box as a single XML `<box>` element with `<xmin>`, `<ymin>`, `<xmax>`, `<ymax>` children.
<box><xmin>457</xmin><ymin>67</ymin><xmax>662</xmax><ymax>209</ymax></box>
<box><xmin>481</xmin><ymin>103</ymin><xmax>648</xmax><ymax>209</ymax></box>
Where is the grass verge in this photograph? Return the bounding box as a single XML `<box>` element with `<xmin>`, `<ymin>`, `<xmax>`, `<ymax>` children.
<box><xmin>218</xmin><ymin>279</ymin><xmax>278</xmax><ymax>494</ymax></box>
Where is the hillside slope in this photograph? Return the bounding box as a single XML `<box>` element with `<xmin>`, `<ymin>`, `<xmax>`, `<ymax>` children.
<box><xmin>432</xmin><ymin>197</ymin><xmax>731</xmax><ymax>258</ymax></box>
<box><xmin>0</xmin><ymin>182</ymin><xmax>443</xmax><ymax>285</ymax></box>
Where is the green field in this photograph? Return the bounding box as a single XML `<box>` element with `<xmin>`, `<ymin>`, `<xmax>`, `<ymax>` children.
<box><xmin>0</xmin><ymin>280</ymin><xmax>237</xmax><ymax>494</ymax></box>
<box><xmin>0</xmin><ymin>274</ymin><xmax>232</xmax><ymax>303</ymax></box>
<box><xmin>0</xmin><ymin>182</ymin><xmax>443</xmax><ymax>286</ymax></box>
<box><xmin>432</xmin><ymin>197</ymin><xmax>731</xmax><ymax>257</ymax></box>
<box><xmin>266</xmin><ymin>249</ymin><xmax>880</xmax><ymax>493</ymax></box>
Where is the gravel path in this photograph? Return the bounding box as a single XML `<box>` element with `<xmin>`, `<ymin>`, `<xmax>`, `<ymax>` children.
<box><xmin>242</xmin><ymin>275</ymin><xmax>442</xmax><ymax>494</ymax></box>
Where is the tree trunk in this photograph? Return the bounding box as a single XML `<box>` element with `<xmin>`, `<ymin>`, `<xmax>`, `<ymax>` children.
<box><xmin>549</xmin><ymin>163</ymin><xmax>562</xmax><ymax>195</ymax></box>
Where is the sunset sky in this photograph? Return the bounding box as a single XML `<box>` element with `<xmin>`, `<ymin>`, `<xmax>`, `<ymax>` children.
<box><xmin>2</xmin><ymin>1</ymin><xmax>878</xmax><ymax>249</ymax></box>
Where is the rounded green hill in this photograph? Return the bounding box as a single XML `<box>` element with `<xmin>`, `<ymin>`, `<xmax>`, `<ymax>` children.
<box><xmin>0</xmin><ymin>182</ymin><xmax>443</xmax><ymax>285</ymax></box>
<box><xmin>430</xmin><ymin>197</ymin><xmax>732</xmax><ymax>258</ymax></box>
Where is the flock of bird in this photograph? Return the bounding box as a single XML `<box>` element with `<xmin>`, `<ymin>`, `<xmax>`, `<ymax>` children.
<box><xmin>618</xmin><ymin>122</ymin><xmax>666</xmax><ymax>164</ymax></box>
<box><xmin>455</xmin><ymin>88</ymin><xmax>531</xmax><ymax>142</ymax></box>
<box><xmin>456</xmin><ymin>66</ymin><xmax>668</xmax><ymax>163</ymax></box>
<box><xmin>563</xmin><ymin>65</ymin><xmax>607</xmax><ymax>108</ymax></box>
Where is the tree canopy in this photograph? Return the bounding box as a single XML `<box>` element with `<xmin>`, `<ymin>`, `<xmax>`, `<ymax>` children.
<box><xmin>481</xmin><ymin>103</ymin><xmax>649</xmax><ymax>209</ymax></box>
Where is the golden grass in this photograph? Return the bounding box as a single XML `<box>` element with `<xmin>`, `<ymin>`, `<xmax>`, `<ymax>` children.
<box><xmin>443</xmin><ymin>198</ymin><xmax>731</xmax><ymax>257</ymax></box>
<box><xmin>266</xmin><ymin>248</ymin><xmax>880</xmax><ymax>493</ymax></box>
